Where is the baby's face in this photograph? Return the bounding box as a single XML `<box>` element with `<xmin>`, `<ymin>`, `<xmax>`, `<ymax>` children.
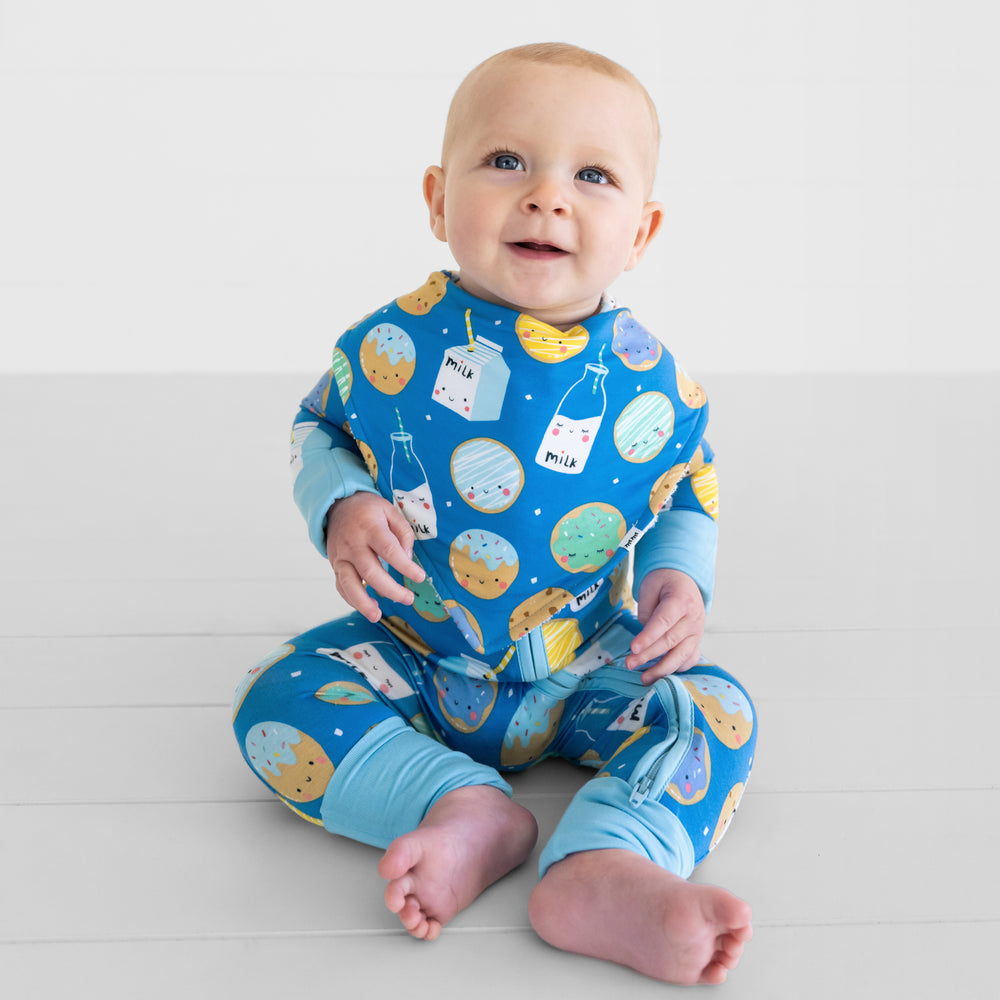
<box><xmin>425</xmin><ymin>62</ymin><xmax>662</xmax><ymax>330</ymax></box>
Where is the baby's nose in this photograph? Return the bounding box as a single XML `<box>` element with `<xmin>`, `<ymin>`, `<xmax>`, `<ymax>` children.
<box><xmin>523</xmin><ymin>176</ymin><xmax>571</xmax><ymax>214</ymax></box>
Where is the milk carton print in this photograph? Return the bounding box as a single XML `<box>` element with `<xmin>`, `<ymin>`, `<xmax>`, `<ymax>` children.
<box><xmin>432</xmin><ymin>311</ymin><xmax>510</xmax><ymax>421</ymax></box>
<box><xmin>316</xmin><ymin>643</ymin><xmax>416</xmax><ymax>700</ymax></box>
<box><xmin>535</xmin><ymin>362</ymin><xmax>609</xmax><ymax>474</ymax></box>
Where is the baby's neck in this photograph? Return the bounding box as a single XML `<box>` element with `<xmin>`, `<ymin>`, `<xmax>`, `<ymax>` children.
<box><xmin>453</xmin><ymin>272</ymin><xmax>607</xmax><ymax>331</ymax></box>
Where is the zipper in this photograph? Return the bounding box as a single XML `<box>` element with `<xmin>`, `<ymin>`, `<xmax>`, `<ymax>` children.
<box><xmin>627</xmin><ymin>676</ymin><xmax>694</xmax><ymax>807</ymax></box>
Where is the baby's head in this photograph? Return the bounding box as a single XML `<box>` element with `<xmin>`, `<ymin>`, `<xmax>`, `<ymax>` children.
<box><xmin>424</xmin><ymin>43</ymin><xmax>664</xmax><ymax>330</ymax></box>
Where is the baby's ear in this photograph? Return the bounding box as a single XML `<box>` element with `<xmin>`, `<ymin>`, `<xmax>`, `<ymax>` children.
<box><xmin>625</xmin><ymin>200</ymin><xmax>665</xmax><ymax>271</ymax></box>
<box><xmin>423</xmin><ymin>166</ymin><xmax>448</xmax><ymax>243</ymax></box>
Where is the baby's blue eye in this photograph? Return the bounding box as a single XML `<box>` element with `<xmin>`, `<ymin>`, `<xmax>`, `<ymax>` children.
<box><xmin>578</xmin><ymin>167</ymin><xmax>608</xmax><ymax>185</ymax></box>
<box><xmin>492</xmin><ymin>153</ymin><xmax>522</xmax><ymax>171</ymax></box>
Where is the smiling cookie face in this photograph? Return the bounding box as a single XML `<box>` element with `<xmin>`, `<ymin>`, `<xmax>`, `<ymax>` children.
<box><xmin>451</xmin><ymin>438</ymin><xmax>524</xmax><ymax>513</ymax></box>
<box><xmin>434</xmin><ymin>664</ymin><xmax>497</xmax><ymax>733</ymax></box>
<box><xmin>550</xmin><ymin>502</ymin><xmax>625</xmax><ymax>573</ymax></box>
<box><xmin>449</xmin><ymin>530</ymin><xmax>520</xmax><ymax>598</ymax></box>
<box><xmin>676</xmin><ymin>366</ymin><xmax>707</xmax><ymax>408</ymax></box>
<box><xmin>359</xmin><ymin>324</ymin><xmax>416</xmax><ymax>395</ymax></box>
<box><xmin>614</xmin><ymin>392</ymin><xmax>675</xmax><ymax>463</ymax></box>
<box><xmin>396</xmin><ymin>272</ymin><xmax>449</xmax><ymax>315</ymax></box>
<box><xmin>612</xmin><ymin>310</ymin><xmax>662</xmax><ymax>371</ymax></box>
<box><xmin>244</xmin><ymin>723</ymin><xmax>334</xmax><ymax>803</ymax></box>
<box><xmin>515</xmin><ymin>314</ymin><xmax>590</xmax><ymax>363</ymax></box>
<box><xmin>683</xmin><ymin>674</ymin><xmax>754</xmax><ymax>750</ymax></box>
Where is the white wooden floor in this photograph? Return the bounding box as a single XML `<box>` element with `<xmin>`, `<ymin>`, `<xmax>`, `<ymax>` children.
<box><xmin>2</xmin><ymin>373</ymin><xmax>997</xmax><ymax>999</ymax></box>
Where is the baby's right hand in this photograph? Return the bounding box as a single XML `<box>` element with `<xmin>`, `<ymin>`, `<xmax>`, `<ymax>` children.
<box><xmin>324</xmin><ymin>493</ymin><xmax>426</xmax><ymax>622</ymax></box>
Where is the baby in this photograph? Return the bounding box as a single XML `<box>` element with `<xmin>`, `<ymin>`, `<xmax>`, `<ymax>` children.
<box><xmin>234</xmin><ymin>43</ymin><xmax>756</xmax><ymax>985</ymax></box>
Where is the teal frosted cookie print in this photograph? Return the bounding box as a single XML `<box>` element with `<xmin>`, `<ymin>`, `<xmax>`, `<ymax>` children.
<box><xmin>331</xmin><ymin>347</ymin><xmax>353</xmax><ymax>405</ymax></box>
<box><xmin>614</xmin><ymin>392</ymin><xmax>674</xmax><ymax>463</ymax></box>
<box><xmin>407</xmin><ymin>571</ymin><xmax>450</xmax><ymax>622</ymax></box>
<box><xmin>550</xmin><ymin>502</ymin><xmax>625</xmax><ymax>573</ymax></box>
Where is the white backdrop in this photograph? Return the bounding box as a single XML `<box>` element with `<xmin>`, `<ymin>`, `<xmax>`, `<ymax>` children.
<box><xmin>1</xmin><ymin>0</ymin><xmax>997</xmax><ymax>373</ymax></box>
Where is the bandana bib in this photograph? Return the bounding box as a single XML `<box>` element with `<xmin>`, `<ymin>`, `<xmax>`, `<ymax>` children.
<box><xmin>321</xmin><ymin>272</ymin><xmax>708</xmax><ymax>681</ymax></box>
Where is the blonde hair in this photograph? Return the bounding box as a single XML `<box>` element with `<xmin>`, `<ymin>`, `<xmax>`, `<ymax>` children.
<box><xmin>442</xmin><ymin>42</ymin><xmax>661</xmax><ymax>174</ymax></box>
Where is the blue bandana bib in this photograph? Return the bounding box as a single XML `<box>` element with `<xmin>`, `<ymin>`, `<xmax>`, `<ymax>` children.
<box><xmin>321</xmin><ymin>272</ymin><xmax>709</xmax><ymax>679</ymax></box>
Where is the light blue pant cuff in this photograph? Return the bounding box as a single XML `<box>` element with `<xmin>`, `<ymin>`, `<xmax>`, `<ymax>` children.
<box><xmin>538</xmin><ymin>777</ymin><xmax>696</xmax><ymax>879</ymax></box>
<box><xmin>319</xmin><ymin>717</ymin><xmax>511</xmax><ymax>849</ymax></box>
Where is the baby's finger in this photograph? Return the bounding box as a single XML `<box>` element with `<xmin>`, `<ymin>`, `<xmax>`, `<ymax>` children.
<box><xmin>628</xmin><ymin>611</ymin><xmax>685</xmax><ymax>664</ymax></box>
<box><xmin>640</xmin><ymin>637</ymin><xmax>701</xmax><ymax>685</ymax></box>
<box><xmin>335</xmin><ymin>565</ymin><xmax>384</xmax><ymax>622</ymax></box>
<box><xmin>378</xmin><ymin>507</ymin><xmax>426</xmax><ymax>584</ymax></box>
<box><xmin>357</xmin><ymin>558</ymin><xmax>418</xmax><ymax>610</ymax></box>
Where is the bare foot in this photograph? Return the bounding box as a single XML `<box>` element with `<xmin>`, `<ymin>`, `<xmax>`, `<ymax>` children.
<box><xmin>377</xmin><ymin>785</ymin><xmax>538</xmax><ymax>941</ymax></box>
<box><xmin>529</xmin><ymin>848</ymin><xmax>752</xmax><ymax>985</ymax></box>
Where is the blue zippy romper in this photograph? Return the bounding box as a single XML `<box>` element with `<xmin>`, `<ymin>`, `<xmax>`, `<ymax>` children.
<box><xmin>233</xmin><ymin>272</ymin><xmax>755</xmax><ymax>877</ymax></box>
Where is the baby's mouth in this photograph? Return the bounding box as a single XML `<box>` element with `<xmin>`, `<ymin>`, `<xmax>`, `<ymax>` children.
<box><xmin>513</xmin><ymin>241</ymin><xmax>567</xmax><ymax>254</ymax></box>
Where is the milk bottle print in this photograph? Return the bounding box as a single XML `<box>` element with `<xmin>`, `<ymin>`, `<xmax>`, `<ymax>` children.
<box><xmin>390</xmin><ymin>431</ymin><xmax>437</xmax><ymax>539</ymax></box>
<box><xmin>535</xmin><ymin>363</ymin><xmax>609</xmax><ymax>474</ymax></box>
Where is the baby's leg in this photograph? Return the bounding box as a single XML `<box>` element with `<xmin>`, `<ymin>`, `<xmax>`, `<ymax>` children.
<box><xmin>233</xmin><ymin>615</ymin><xmax>534</xmax><ymax>935</ymax></box>
<box><xmin>533</xmin><ymin>655</ymin><xmax>757</xmax><ymax>984</ymax></box>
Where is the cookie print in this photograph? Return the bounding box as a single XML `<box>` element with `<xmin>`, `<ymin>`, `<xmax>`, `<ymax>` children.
<box><xmin>614</xmin><ymin>392</ymin><xmax>675</xmax><ymax>463</ymax></box>
<box><xmin>649</xmin><ymin>463</ymin><xmax>688</xmax><ymax>514</ymax></box>
<box><xmin>665</xmin><ymin>728</ymin><xmax>711</xmax><ymax>805</ymax></box>
<box><xmin>232</xmin><ymin>643</ymin><xmax>295</xmax><ymax>720</ymax></box>
<box><xmin>331</xmin><ymin>348</ymin><xmax>353</xmax><ymax>405</ymax></box>
<box><xmin>244</xmin><ymin>722</ymin><xmax>334</xmax><ymax>803</ymax></box>
<box><xmin>550</xmin><ymin>502</ymin><xmax>626</xmax><ymax>573</ymax></box>
<box><xmin>396</xmin><ymin>272</ymin><xmax>449</xmax><ymax>315</ymax></box>
<box><xmin>515</xmin><ymin>314</ymin><xmax>589</xmax><ymax>363</ymax></box>
<box><xmin>676</xmin><ymin>366</ymin><xmax>707</xmax><ymax>408</ymax></box>
<box><xmin>611</xmin><ymin>310</ymin><xmax>662</xmax><ymax>371</ymax></box>
<box><xmin>444</xmin><ymin>600</ymin><xmax>484</xmax><ymax>653</ymax></box>
<box><xmin>302</xmin><ymin>368</ymin><xmax>334</xmax><ymax>417</ymax></box>
<box><xmin>406</xmin><ymin>571</ymin><xmax>450</xmax><ymax>622</ymax></box>
<box><xmin>434</xmin><ymin>664</ymin><xmax>498</xmax><ymax>733</ymax></box>
<box><xmin>683</xmin><ymin>674</ymin><xmax>753</xmax><ymax>749</ymax></box>
<box><xmin>710</xmin><ymin>782</ymin><xmax>744</xmax><ymax>849</ymax></box>
<box><xmin>359</xmin><ymin>324</ymin><xmax>416</xmax><ymax>395</ymax></box>
<box><xmin>691</xmin><ymin>463</ymin><xmax>719</xmax><ymax>519</ymax></box>
<box><xmin>508</xmin><ymin>586</ymin><xmax>575</xmax><ymax>640</ymax></box>
<box><xmin>451</xmin><ymin>438</ymin><xmax>524</xmax><ymax>513</ymax></box>
<box><xmin>314</xmin><ymin>680</ymin><xmax>377</xmax><ymax>706</ymax></box>
<box><xmin>501</xmin><ymin>689</ymin><xmax>565</xmax><ymax>767</ymax></box>
<box><xmin>449</xmin><ymin>530</ymin><xmax>519</xmax><ymax>598</ymax></box>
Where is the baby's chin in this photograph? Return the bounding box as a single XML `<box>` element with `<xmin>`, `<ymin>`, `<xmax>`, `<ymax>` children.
<box><xmin>455</xmin><ymin>271</ymin><xmax>602</xmax><ymax>329</ymax></box>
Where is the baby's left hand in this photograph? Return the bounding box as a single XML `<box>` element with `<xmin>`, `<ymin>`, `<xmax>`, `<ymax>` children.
<box><xmin>625</xmin><ymin>568</ymin><xmax>705</xmax><ymax>684</ymax></box>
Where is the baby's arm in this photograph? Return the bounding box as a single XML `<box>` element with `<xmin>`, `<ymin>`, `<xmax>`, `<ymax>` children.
<box><xmin>291</xmin><ymin>368</ymin><xmax>423</xmax><ymax>621</ymax></box>
<box><xmin>324</xmin><ymin>492</ymin><xmax>425</xmax><ymax>623</ymax></box>
<box><xmin>627</xmin><ymin>445</ymin><xmax>719</xmax><ymax>684</ymax></box>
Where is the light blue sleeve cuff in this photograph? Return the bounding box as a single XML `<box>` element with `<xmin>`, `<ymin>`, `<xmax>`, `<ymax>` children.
<box><xmin>293</xmin><ymin>435</ymin><xmax>381</xmax><ymax>557</ymax></box>
<box><xmin>633</xmin><ymin>509</ymin><xmax>718</xmax><ymax>611</ymax></box>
